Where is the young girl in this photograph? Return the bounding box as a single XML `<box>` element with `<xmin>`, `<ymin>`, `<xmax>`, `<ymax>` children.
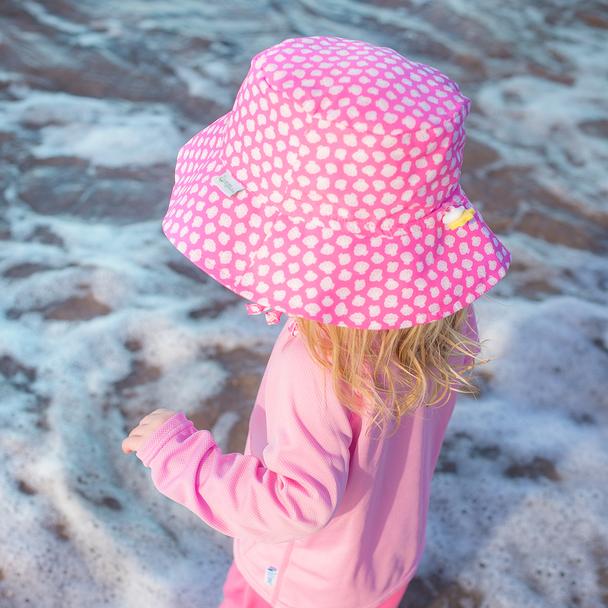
<box><xmin>122</xmin><ymin>36</ymin><xmax>511</xmax><ymax>608</ymax></box>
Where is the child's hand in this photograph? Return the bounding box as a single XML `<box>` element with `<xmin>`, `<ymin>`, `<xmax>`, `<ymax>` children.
<box><xmin>121</xmin><ymin>408</ymin><xmax>179</xmax><ymax>455</ymax></box>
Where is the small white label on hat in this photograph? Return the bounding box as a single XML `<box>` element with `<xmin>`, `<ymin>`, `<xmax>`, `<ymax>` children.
<box><xmin>212</xmin><ymin>170</ymin><xmax>246</xmax><ymax>197</ymax></box>
<box><xmin>264</xmin><ymin>566</ymin><xmax>278</xmax><ymax>586</ymax></box>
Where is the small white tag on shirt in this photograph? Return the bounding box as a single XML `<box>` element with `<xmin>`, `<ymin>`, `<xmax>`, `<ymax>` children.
<box><xmin>212</xmin><ymin>170</ymin><xmax>246</xmax><ymax>197</ymax></box>
<box><xmin>264</xmin><ymin>565</ymin><xmax>278</xmax><ymax>586</ymax></box>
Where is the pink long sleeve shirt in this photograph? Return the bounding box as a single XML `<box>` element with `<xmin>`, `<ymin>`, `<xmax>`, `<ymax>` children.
<box><xmin>136</xmin><ymin>307</ymin><xmax>479</xmax><ymax>608</ymax></box>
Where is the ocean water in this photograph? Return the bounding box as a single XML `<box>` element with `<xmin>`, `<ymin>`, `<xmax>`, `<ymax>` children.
<box><xmin>1</xmin><ymin>1</ymin><xmax>607</xmax><ymax>607</ymax></box>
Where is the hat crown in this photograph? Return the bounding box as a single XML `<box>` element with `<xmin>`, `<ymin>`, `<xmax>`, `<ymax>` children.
<box><xmin>227</xmin><ymin>36</ymin><xmax>472</xmax><ymax>228</ymax></box>
<box><xmin>249</xmin><ymin>36</ymin><xmax>469</xmax><ymax>137</ymax></box>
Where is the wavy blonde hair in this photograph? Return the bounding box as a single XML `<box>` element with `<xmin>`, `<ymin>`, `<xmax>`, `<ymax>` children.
<box><xmin>291</xmin><ymin>306</ymin><xmax>484</xmax><ymax>439</ymax></box>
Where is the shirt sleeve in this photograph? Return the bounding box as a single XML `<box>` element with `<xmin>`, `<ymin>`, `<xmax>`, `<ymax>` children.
<box><xmin>135</xmin><ymin>337</ymin><xmax>353</xmax><ymax>544</ymax></box>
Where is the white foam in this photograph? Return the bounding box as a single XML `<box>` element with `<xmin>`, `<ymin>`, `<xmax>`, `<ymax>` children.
<box><xmin>1</xmin><ymin>2</ymin><xmax>607</xmax><ymax>606</ymax></box>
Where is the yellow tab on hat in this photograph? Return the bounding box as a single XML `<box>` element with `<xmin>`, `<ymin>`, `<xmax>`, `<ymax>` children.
<box><xmin>442</xmin><ymin>205</ymin><xmax>476</xmax><ymax>230</ymax></box>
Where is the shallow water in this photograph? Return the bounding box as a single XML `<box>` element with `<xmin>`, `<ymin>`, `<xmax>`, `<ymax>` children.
<box><xmin>1</xmin><ymin>1</ymin><xmax>607</xmax><ymax>607</ymax></box>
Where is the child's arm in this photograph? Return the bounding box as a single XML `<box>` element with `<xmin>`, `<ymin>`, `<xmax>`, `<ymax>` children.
<box><xmin>135</xmin><ymin>342</ymin><xmax>353</xmax><ymax>544</ymax></box>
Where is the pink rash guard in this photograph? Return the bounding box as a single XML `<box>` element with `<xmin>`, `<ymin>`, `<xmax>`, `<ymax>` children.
<box><xmin>136</xmin><ymin>306</ymin><xmax>479</xmax><ymax>608</ymax></box>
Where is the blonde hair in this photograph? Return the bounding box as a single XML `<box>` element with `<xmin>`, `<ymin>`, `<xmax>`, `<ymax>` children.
<box><xmin>291</xmin><ymin>306</ymin><xmax>484</xmax><ymax>439</ymax></box>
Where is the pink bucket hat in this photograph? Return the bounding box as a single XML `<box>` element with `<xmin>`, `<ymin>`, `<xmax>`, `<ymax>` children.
<box><xmin>162</xmin><ymin>35</ymin><xmax>512</xmax><ymax>330</ymax></box>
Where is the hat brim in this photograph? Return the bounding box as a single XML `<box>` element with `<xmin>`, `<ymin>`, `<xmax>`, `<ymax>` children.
<box><xmin>162</xmin><ymin>112</ymin><xmax>511</xmax><ymax>330</ymax></box>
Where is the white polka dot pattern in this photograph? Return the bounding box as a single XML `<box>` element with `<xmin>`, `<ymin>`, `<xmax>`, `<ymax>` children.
<box><xmin>162</xmin><ymin>35</ymin><xmax>512</xmax><ymax>330</ymax></box>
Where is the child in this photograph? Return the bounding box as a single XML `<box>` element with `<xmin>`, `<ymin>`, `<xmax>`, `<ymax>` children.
<box><xmin>122</xmin><ymin>36</ymin><xmax>511</xmax><ymax>608</ymax></box>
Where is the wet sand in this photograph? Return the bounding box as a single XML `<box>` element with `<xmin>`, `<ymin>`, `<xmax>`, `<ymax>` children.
<box><xmin>1</xmin><ymin>1</ymin><xmax>607</xmax><ymax>607</ymax></box>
